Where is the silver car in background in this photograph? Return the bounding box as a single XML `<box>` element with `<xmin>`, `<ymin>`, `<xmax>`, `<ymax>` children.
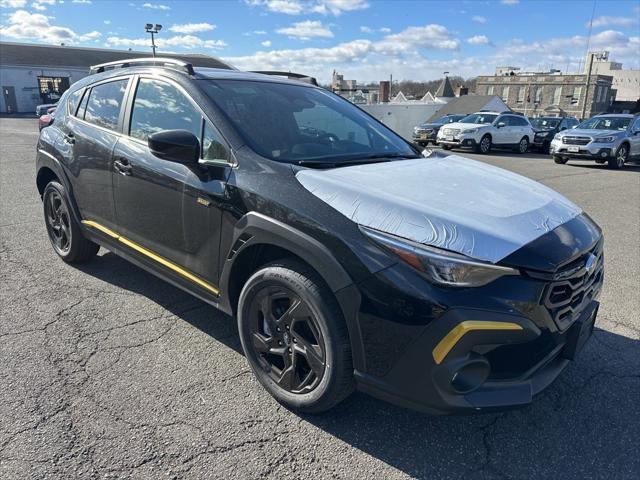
<box><xmin>550</xmin><ymin>114</ymin><xmax>640</xmax><ymax>169</ymax></box>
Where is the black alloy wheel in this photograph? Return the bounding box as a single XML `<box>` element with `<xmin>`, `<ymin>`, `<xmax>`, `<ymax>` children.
<box><xmin>42</xmin><ymin>181</ymin><xmax>100</xmax><ymax>263</ymax></box>
<box><xmin>44</xmin><ymin>188</ymin><xmax>72</xmax><ymax>256</ymax></box>
<box><xmin>249</xmin><ymin>286</ymin><xmax>326</xmax><ymax>394</ymax></box>
<box><xmin>238</xmin><ymin>260</ymin><xmax>354</xmax><ymax>412</ymax></box>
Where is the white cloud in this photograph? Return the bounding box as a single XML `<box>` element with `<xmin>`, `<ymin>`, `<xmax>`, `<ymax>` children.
<box><xmin>589</xmin><ymin>16</ymin><xmax>640</xmax><ymax>29</ymax></box>
<box><xmin>31</xmin><ymin>2</ymin><xmax>46</xmax><ymax>9</ymax></box>
<box><xmin>103</xmin><ymin>20</ymin><xmax>111</xmax><ymax>24</ymax></box>
<box><xmin>360</xmin><ymin>26</ymin><xmax>373</xmax><ymax>33</ymax></box>
<box><xmin>31</xmin><ymin>0</ymin><xmax>55</xmax><ymax>9</ymax></box>
<box><xmin>253</xmin><ymin>30</ymin><xmax>267</xmax><ymax>34</ymax></box>
<box><xmin>276</xmin><ymin>20</ymin><xmax>333</xmax><ymax>40</ymax></box>
<box><xmin>379</xmin><ymin>27</ymin><xmax>390</xmax><ymax>33</ymax></box>
<box><xmin>106</xmin><ymin>34</ymin><xmax>226</xmax><ymax>50</ymax></box>
<box><xmin>472</xmin><ymin>15</ymin><xmax>487</xmax><ymax>24</ymax></box>
<box><xmin>72</xmin><ymin>0</ymin><xmax>91</xmax><ymax>3</ymax></box>
<box><xmin>501</xmin><ymin>0</ymin><xmax>519</xmax><ymax>5</ymax></box>
<box><xmin>467</xmin><ymin>35</ymin><xmax>490</xmax><ymax>45</ymax></box>
<box><xmin>168</xmin><ymin>22</ymin><xmax>216</xmax><ymax>34</ymax></box>
<box><xmin>142</xmin><ymin>2</ymin><xmax>169</xmax><ymax>10</ymax></box>
<box><xmin>376</xmin><ymin>24</ymin><xmax>459</xmax><ymax>54</ymax></box>
<box><xmin>261</xmin><ymin>40</ymin><xmax>271</xmax><ymax>47</ymax></box>
<box><xmin>0</xmin><ymin>9</ymin><xmax>101</xmax><ymax>43</ymax></box>
<box><xmin>0</xmin><ymin>0</ymin><xmax>27</xmax><ymax>7</ymax></box>
<box><xmin>246</xmin><ymin>0</ymin><xmax>368</xmax><ymax>16</ymax></box>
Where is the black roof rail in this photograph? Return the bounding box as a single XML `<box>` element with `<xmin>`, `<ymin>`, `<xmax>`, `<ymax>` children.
<box><xmin>249</xmin><ymin>70</ymin><xmax>318</xmax><ymax>86</ymax></box>
<box><xmin>90</xmin><ymin>57</ymin><xmax>195</xmax><ymax>75</ymax></box>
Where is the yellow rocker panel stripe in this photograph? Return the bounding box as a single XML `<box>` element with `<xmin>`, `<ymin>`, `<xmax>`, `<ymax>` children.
<box><xmin>432</xmin><ymin>321</ymin><xmax>523</xmax><ymax>365</ymax></box>
<box><xmin>82</xmin><ymin>220</ymin><xmax>219</xmax><ymax>296</ymax></box>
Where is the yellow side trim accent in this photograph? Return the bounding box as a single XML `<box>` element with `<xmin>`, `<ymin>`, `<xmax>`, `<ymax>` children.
<box><xmin>82</xmin><ymin>220</ymin><xmax>219</xmax><ymax>296</ymax></box>
<box><xmin>432</xmin><ymin>321</ymin><xmax>523</xmax><ymax>365</ymax></box>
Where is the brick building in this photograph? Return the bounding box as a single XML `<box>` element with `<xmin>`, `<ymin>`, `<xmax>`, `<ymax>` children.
<box><xmin>476</xmin><ymin>68</ymin><xmax>613</xmax><ymax>119</ymax></box>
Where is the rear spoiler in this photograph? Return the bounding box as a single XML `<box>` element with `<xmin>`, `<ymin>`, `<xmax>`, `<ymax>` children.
<box><xmin>249</xmin><ymin>71</ymin><xmax>318</xmax><ymax>86</ymax></box>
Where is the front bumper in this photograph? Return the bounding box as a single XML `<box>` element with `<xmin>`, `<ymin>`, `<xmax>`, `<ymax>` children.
<box><xmin>550</xmin><ymin>139</ymin><xmax>615</xmax><ymax>160</ymax></box>
<box><xmin>413</xmin><ymin>130</ymin><xmax>437</xmax><ymax>144</ymax></box>
<box><xmin>436</xmin><ymin>136</ymin><xmax>478</xmax><ymax>149</ymax></box>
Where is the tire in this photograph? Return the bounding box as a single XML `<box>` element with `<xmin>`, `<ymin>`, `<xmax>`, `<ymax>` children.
<box><xmin>441</xmin><ymin>144</ymin><xmax>451</xmax><ymax>150</ymax></box>
<box><xmin>553</xmin><ymin>155</ymin><xmax>568</xmax><ymax>164</ymax></box>
<box><xmin>608</xmin><ymin>144</ymin><xmax>628</xmax><ymax>169</ymax></box>
<box><xmin>43</xmin><ymin>181</ymin><xmax>99</xmax><ymax>263</ymax></box>
<box><xmin>237</xmin><ymin>259</ymin><xmax>354</xmax><ymax>413</ymax></box>
<box><xmin>516</xmin><ymin>137</ymin><xmax>529</xmax><ymax>154</ymax></box>
<box><xmin>476</xmin><ymin>135</ymin><xmax>491</xmax><ymax>154</ymax></box>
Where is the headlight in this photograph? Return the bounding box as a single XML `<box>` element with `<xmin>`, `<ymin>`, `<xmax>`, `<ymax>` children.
<box><xmin>594</xmin><ymin>136</ymin><xmax>616</xmax><ymax>143</ymax></box>
<box><xmin>553</xmin><ymin>134</ymin><xmax>562</xmax><ymax>141</ymax></box>
<box><xmin>536</xmin><ymin>131</ymin><xmax>550</xmax><ymax>137</ymax></box>
<box><xmin>360</xmin><ymin>227</ymin><xmax>519</xmax><ymax>287</ymax></box>
<box><xmin>413</xmin><ymin>126</ymin><xmax>420</xmax><ymax>133</ymax></box>
<box><xmin>462</xmin><ymin>128</ymin><xmax>478</xmax><ymax>134</ymax></box>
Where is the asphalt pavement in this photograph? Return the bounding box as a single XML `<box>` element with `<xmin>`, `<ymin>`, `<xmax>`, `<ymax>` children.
<box><xmin>1</xmin><ymin>118</ymin><xmax>639</xmax><ymax>479</ymax></box>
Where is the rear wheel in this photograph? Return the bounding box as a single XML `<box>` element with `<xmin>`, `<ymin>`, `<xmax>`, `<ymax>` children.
<box><xmin>237</xmin><ymin>259</ymin><xmax>354</xmax><ymax>413</ymax></box>
<box><xmin>553</xmin><ymin>155</ymin><xmax>568</xmax><ymax>164</ymax></box>
<box><xmin>43</xmin><ymin>181</ymin><xmax>99</xmax><ymax>263</ymax></box>
<box><xmin>608</xmin><ymin>144</ymin><xmax>628</xmax><ymax>169</ymax></box>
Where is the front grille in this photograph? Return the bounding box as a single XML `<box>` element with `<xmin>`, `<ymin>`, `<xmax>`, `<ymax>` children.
<box><xmin>442</xmin><ymin>128</ymin><xmax>460</xmax><ymax>136</ymax></box>
<box><xmin>562</xmin><ymin>136</ymin><xmax>591</xmax><ymax>146</ymax></box>
<box><xmin>416</xmin><ymin>128</ymin><xmax>433</xmax><ymax>134</ymax></box>
<box><xmin>543</xmin><ymin>242</ymin><xmax>604</xmax><ymax>330</ymax></box>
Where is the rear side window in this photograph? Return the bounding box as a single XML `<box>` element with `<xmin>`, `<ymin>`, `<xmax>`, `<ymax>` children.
<box><xmin>84</xmin><ymin>79</ymin><xmax>128</xmax><ymax>131</ymax></box>
<box><xmin>129</xmin><ymin>78</ymin><xmax>202</xmax><ymax>141</ymax></box>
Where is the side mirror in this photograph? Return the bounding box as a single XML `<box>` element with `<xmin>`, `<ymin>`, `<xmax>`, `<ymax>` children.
<box><xmin>148</xmin><ymin>130</ymin><xmax>200</xmax><ymax>164</ymax></box>
<box><xmin>497</xmin><ymin>122</ymin><xmax>506</xmax><ymax>128</ymax></box>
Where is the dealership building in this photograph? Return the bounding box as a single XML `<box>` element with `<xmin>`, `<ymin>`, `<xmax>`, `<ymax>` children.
<box><xmin>0</xmin><ymin>41</ymin><xmax>230</xmax><ymax>114</ymax></box>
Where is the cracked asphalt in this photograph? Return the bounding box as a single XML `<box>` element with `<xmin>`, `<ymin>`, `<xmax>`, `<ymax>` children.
<box><xmin>1</xmin><ymin>117</ymin><xmax>639</xmax><ymax>479</ymax></box>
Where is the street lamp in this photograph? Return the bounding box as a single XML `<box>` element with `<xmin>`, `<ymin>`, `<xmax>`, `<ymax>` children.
<box><xmin>144</xmin><ymin>23</ymin><xmax>162</xmax><ymax>57</ymax></box>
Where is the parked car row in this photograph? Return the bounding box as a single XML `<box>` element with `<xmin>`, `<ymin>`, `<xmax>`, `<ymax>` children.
<box><xmin>413</xmin><ymin>111</ymin><xmax>640</xmax><ymax>169</ymax></box>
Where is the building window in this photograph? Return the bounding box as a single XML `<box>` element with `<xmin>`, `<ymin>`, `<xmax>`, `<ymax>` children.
<box><xmin>37</xmin><ymin>76</ymin><xmax>70</xmax><ymax>104</ymax></box>
<box><xmin>535</xmin><ymin>86</ymin><xmax>542</xmax><ymax>103</ymax></box>
<box><xmin>571</xmin><ymin>86</ymin><xmax>582</xmax><ymax>104</ymax></box>
<box><xmin>517</xmin><ymin>86</ymin><xmax>525</xmax><ymax>103</ymax></box>
<box><xmin>553</xmin><ymin>86</ymin><xmax>562</xmax><ymax>105</ymax></box>
<box><xmin>596</xmin><ymin>86</ymin><xmax>603</xmax><ymax>103</ymax></box>
<box><xmin>501</xmin><ymin>86</ymin><xmax>510</xmax><ymax>101</ymax></box>
<box><xmin>487</xmin><ymin>85</ymin><xmax>494</xmax><ymax>95</ymax></box>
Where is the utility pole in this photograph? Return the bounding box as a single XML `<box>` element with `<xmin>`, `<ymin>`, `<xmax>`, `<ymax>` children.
<box><xmin>145</xmin><ymin>23</ymin><xmax>162</xmax><ymax>57</ymax></box>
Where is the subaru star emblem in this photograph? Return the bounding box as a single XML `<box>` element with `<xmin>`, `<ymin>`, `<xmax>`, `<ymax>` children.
<box><xmin>584</xmin><ymin>253</ymin><xmax>597</xmax><ymax>273</ymax></box>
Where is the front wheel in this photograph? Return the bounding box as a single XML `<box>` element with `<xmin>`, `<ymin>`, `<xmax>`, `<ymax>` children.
<box><xmin>43</xmin><ymin>181</ymin><xmax>99</xmax><ymax>263</ymax></box>
<box><xmin>476</xmin><ymin>135</ymin><xmax>491</xmax><ymax>154</ymax></box>
<box><xmin>441</xmin><ymin>144</ymin><xmax>451</xmax><ymax>150</ymax></box>
<box><xmin>237</xmin><ymin>259</ymin><xmax>354</xmax><ymax>413</ymax></box>
<box><xmin>608</xmin><ymin>144</ymin><xmax>628</xmax><ymax>169</ymax></box>
<box><xmin>553</xmin><ymin>155</ymin><xmax>568</xmax><ymax>164</ymax></box>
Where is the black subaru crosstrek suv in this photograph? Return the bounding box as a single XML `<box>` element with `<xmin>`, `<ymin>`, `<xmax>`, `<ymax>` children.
<box><xmin>36</xmin><ymin>58</ymin><xmax>603</xmax><ymax>414</ymax></box>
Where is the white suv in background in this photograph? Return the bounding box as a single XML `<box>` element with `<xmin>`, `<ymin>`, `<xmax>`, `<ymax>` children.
<box><xmin>437</xmin><ymin>111</ymin><xmax>535</xmax><ymax>154</ymax></box>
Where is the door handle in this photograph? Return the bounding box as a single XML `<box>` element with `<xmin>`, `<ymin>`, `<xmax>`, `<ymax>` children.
<box><xmin>114</xmin><ymin>157</ymin><xmax>132</xmax><ymax>176</ymax></box>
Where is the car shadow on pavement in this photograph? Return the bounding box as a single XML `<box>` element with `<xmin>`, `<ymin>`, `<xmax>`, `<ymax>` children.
<box><xmin>76</xmin><ymin>252</ymin><xmax>639</xmax><ymax>479</ymax></box>
<box><xmin>565</xmin><ymin>162</ymin><xmax>640</xmax><ymax>173</ymax></box>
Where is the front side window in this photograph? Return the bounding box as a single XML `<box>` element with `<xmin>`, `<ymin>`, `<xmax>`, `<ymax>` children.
<box><xmin>199</xmin><ymin>79</ymin><xmax>416</xmax><ymax>164</ymax></box>
<box><xmin>84</xmin><ymin>79</ymin><xmax>128</xmax><ymax>131</ymax></box>
<box><xmin>130</xmin><ymin>78</ymin><xmax>202</xmax><ymax>142</ymax></box>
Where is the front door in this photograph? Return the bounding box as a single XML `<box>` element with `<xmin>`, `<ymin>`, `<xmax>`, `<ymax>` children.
<box><xmin>112</xmin><ymin>76</ymin><xmax>232</xmax><ymax>290</ymax></box>
<box><xmin>628</xmin><ymin>117</ymin><xmax>640</xmax><ymax>159</ymax></box>
<box><xmin>2</xmin><ymin>86</ymin><xmax>17</xmax><ymax>114</ymax></box>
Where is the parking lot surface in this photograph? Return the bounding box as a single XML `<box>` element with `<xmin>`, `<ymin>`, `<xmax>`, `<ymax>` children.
<box><xmin>1</xmin><ymin>118</ymin><xmax>639</xmax><ymax>479</ymax></box>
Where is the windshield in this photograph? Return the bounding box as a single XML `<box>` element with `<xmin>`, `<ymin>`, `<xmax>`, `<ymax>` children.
<box><xmin>530</xmin><ymin>118</ymin><xmax>560</xmax><ymax>129</ymax></box>
<box><xmin>199</xmin><ymin>79</ymin><xmax>417</xmax><ymax>164</ymax></box>
<box><xmin>577</xmin><ymin>116</ymin><xmax>631</xmax><ymax>131</ymax></box>
<box><xmin>459</xmin><ymin>113</ymin><xmax>498</xmax><ymax>124</ymax></box>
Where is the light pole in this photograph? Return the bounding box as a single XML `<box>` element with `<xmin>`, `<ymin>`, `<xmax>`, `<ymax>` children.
<box><xmin>144</xmin><ymin>23</ymin><xmax>162</xmax><ymax>57</ymax></box>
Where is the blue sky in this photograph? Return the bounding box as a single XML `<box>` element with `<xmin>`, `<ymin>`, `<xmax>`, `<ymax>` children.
<box><xmin>1</xmin><ymin>0</ymin><xmax>639</xmax><ymax>83</ymax></box>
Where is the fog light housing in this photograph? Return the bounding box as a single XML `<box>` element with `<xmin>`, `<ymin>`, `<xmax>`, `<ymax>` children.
<box><xmin>450</xmin><ymin>357</ymin><xmax>490</xmax><ymax>394</ymax></box>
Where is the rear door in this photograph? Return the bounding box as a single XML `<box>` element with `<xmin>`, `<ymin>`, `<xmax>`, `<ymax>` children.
<box><xmin>61</xmin><ymin>77</ymin><xmax>130</xmax><ymax>231</ymax></box>
<box><xmin>112</xmin><ymin>75</ymin><xmax>232</xmax><ymax>290</ymax></box>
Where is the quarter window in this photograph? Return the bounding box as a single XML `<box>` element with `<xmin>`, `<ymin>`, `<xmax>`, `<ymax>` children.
<box><xmin>129</xmin><ymin>78</ymin><xmax>202</xmax><ymax>142</ymax></box>
<box><xmin>84</xmin><ymin>79</ymin><xmax>128</xmax><ymax>131</ymax></box>
<box><xmin>202</xmin><ymin>122</ymin><xmax>230</xmax><ymax>162</ymax></box>
<box><xmin>68</xmin><ymin>88</ymin><xmax>84</xmax><ymax>116</ymax></box>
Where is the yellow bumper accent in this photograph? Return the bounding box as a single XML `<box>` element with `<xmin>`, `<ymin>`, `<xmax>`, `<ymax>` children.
<box><xmin>82</xmin><ymin>220</ymin><xmax>219</xmax><ymax>296</ymax></box>
<box><xmin>432</xmin><ymin>321</ymin><xmax>523</xmax><ymax>365</ymax></box>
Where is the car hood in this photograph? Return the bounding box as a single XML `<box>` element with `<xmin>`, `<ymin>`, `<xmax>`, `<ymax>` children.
<box><xmin>417</xmin><ymin>123</ymin><xmax>440</xmax><ymax>129</ymax></box>
<box><xmin>296</xmin><ymin>155</ymin><xmax>582</xmax><ymax>264</ymax></box>
<box><xmin>559</xmin><ymin>128</ymin><xmax>623</xmax><ymax>137</ymax></box>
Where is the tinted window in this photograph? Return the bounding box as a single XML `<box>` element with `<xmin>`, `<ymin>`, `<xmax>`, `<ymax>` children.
<box><xmin>68</xmin><ymin>88</ymin><xmax>83</xmax><ymax>116</ymax></box>
<box><xmin>84</xmin><ymin>79</ymin><xmax>128</xmax><ymax>130</ymax></box>
<box><xmin>513</xmin><ymin>116</ymin><xmax>529</xmax><ymax>126</ymax></box>
<box><xmin>202</xmin><ymin>122</ymin><xmax>230</xmax><ymax>162</ymax></box>
<box><xmin>577</xmin><ymin>116</ymin><xmax>631</xmax><ymax>131</ymax></box>
<box><xmin>199</xmin><ymin>79</ymin><xmax>416</xmax><ymax>164</ymax></box>
<box><xmin>130</xmin><ymin>78</ymin><xmax>202</xmax><ymax>142</ymax></box>
<box><xmin>531</xmin><ymin>118</ymin><xmax>560</xmax><ymax>129</ymax></box>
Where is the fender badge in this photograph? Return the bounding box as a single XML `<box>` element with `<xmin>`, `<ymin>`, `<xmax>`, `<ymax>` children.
<box><xmin>197</xmin><ymin>197</ymin><xmax>211</xmax><ymax>207</ymax></box>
